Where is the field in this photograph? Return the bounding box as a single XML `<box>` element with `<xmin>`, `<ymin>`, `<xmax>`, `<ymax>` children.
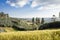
<box><xmin>0</xmin><ymin>27</ymin><xmax>16</xmax><ymax>32</ymax></box>
<box><xmin>0</xmin><ymin>29</ymin><xmax>60</xmax><ymax>40</ymax></box>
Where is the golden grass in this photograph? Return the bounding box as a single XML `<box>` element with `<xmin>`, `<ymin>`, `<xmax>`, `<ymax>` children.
<box><xmin>0</xmin><ymin>27</ymin><xmax>15</xmax><ymax>32</ymax></box>
<box><xmin>0</xmin><ymin>29</ymin><xmax>60</xmax><ymax>40</ymax></box>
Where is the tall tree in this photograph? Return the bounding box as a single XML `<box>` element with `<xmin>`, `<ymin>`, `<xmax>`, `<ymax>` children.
<box><xmin>35</xmin><ymin>17</ymin><xmax>40</xmax><ymax>30</ymax></box>
<box><xmin>36</xmin><ymin>17</ymin><xmax>40</xmax><ymax>25</ymax></box>
<box><xmin>36</xmin><ymin>17</ymin><xmax>38</xmax><ymax>24</ymax></box>
<box><xmin>41</xmin><ymin>18</ymin><xmax>44</xmax><ymax>24</ymax></box>
<box><xmin>32</xmin><ymin>17</ymin><xmax>35</xmax><ymax>24</ymax></box>
<box><xmin>52</xmin><ymin>15</ymin><xmax>56</xmax><ymax>22</ymax></box>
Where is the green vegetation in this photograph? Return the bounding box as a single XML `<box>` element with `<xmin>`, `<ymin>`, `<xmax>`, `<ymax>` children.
<box><xmin>0</xmin><ymin>12</ymin><xmax>12</xmax><ymax>27</ymax></box>
<box><xmin>41</xmin><ymin>18</ymin><xmax>44</xmax><ymax>24</ymax></box>
<box><xmin>0</xmin><ymin>12</ymin><xmax>38</xmax><ymax>31</ymax></box>
<box><xmin>36</xmin><ymin>17</ymin><xmax>40</xmax><ymax>25</ymax></box>
<box><xmin>39</xmin><ymin>21</ymin><xmax>60</xmax><ymax>30</ymax></box>
<box><xmin>0</xmin><ymin>29</ymin><xmax>60</xmax><ymax>40</ymax></box>
<box><xmin>32</xmin><ymin>17</ymin><xmax>35</xmax><ymax>24</ymax></box>
<box><xmin>52</xmin><ymin>15</ymin><xmax>56</xmax><ymax>22</ymax></box>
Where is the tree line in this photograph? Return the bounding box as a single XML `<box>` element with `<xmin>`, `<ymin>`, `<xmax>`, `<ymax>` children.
<box><xmin>32</xmin><ymin>17</ymin><xmax>44</xmax><ymax>25</ymax></box>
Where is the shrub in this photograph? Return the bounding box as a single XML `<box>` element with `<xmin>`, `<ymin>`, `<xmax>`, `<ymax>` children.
<box><xmin>39</xmin><ymin>21</ymin><xmax>60</xmax><ymax>30</ymax></box>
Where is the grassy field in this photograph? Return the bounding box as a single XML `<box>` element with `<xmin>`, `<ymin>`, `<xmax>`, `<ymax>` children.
<box><xmin>0</xmin><ymin>27</ymin><xmax>16</xmax><ymax>32</ymax></box>
<box><xmin>0</xmin><ymin>29</ymin><xmax>60</xmax><ymax>40</ymax></box>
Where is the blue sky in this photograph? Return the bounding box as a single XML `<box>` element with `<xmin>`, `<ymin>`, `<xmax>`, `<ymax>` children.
<box><xmin>0</xmin><ymin>0</ymin><xmax>60</xmax><ymax>18</ymax></box>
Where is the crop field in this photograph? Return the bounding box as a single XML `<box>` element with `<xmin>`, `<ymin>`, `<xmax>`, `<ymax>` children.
<box><xmin>0</xmin><ymin>29</ymin><xmax>60</xmax><ymax>40</ymax></box>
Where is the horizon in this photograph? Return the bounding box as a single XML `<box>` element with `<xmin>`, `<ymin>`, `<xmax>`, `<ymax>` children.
<box><xmin>0</xmin><ymin>0</ymin><xmax>60</xmax><ymax>18</ymax></box>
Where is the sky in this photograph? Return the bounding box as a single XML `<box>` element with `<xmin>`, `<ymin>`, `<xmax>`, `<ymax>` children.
<box><xmin>0</xmin><ymin>0</ymin><xmax>60</xmax><ymax>18</ymax></box>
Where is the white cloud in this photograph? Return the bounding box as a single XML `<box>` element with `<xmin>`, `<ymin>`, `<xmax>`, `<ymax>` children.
<box><xmin>10</xmin><ymin>3</ymin><xmax>16</xmax><ymax>7</ymax></box>
<box><xmin>31</xmin><ymin>1</ymin><xmax>39</xmax><ymax>8</ymax></box>
<box><xmin>6</xmin><ymin>0</ymin><xmax>16</xmax><ymax>7</ymax></box>
<box><xmin>38</xmin><ymin>4</ymin><xmax>60</xmax><ymax>10</ymax></box>
<box><xmin>6</xmin><ymin>0</ymin><xmax>60</xmax><ymax>17</ymax></box>
<box><xmin>6</xmin><ymin>0</ymin><xmax>60</xmax><ymax>8</ymax></box>
<box><xmin>31</xmin><ymin>0</ymin><xmax>60</xmax><ymax>8</ymax></box>
<box><xmin>32</xmin><ymin>0</ymin><xmax>60</xmax><ymax>17</ymax></box>
<box><xmin>37</xmin><ymin>4</ymin><xmax>60</xmax><ymax>17</ymax></box>
<box><xmin>6</xmin><ymin>0</ymin><xmax>30</xmax><ymax>7</ymax></box>
<box><xmin>16</xmin><ymin>0</ymin><xmax>28</xmax><ymax>7</ymax></box>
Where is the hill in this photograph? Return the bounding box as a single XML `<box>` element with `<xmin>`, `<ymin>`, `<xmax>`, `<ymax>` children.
<box><xmin>0</xmin><ymin>12</ymin><xmax>38</xmax><ymax>31</ymax></box>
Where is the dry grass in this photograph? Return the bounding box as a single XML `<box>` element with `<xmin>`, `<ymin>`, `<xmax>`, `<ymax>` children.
<box><xmin>0</xmin><ymin>29</ymin><xmax>60</xmax><ymax>40</ymax></box>
<box><xmin>0</xmin><ymin>27</ymin><xmax>15</xmax><ymax>32</ymax></box>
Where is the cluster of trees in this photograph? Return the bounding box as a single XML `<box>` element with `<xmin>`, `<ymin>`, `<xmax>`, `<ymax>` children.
<box><xmin>38</xmin><ymin>15</ymin><xmax>60</xmax><ymax>30</ymax></box>
<box><xmin>39</xmin><ymin>21</ymin><xmax>60</xmax><ymax>30</ymax></box>
<box><xmin>32</xmin><ymin>14</ymin><xmax>57</xmax><ymax>25</ymax></box>
<box><xmin>32</xmin><ymin>17</ymin><xmax>45</xmax><ymax>30</ymax></box>
<box><xmin>51</xmin><ymin>15</ymin><xmax>56</xmax><ymax>22</ymax></box>
<box><xmin>32</xmin><ymin>17</ymin><xmax>44</xmax><ymax>25</ymax></box>
<box><xmin>31</xmin><ymin>14</ymin><xmax>59</xmax><ymax>30</ymax></box>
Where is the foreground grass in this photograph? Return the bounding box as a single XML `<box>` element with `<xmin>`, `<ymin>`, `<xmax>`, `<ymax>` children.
<box><xmin>0</xmin><ymin>29</ymin><xmax>60</xmax><ymax>40</ymax></box>
<box><xmin>0</xmin><ymin>27</ymin><xmax>16</xmax><ymax>32</ymax></box>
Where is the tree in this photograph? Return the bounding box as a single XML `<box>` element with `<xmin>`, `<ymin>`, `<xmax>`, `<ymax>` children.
<box><xmin>35</xmin><ymin>17</ymin><xmax>40</xmax><ymax>30</ymax></box>
<box><xmin>41</xmin><ymin>18</ymin><xmax>44</xmax><ymax>24</ymax></box>
<box><xmin>37</xmin><ymin>18</ymin><xmax>40</xmax><ymax>24</ymax></box>
<box><xmin>32</xmin><ymin>17</ymin><xmax>35</xmax><ymax>24</ymax></box>
<box><xmin>51</xmin><ymin>15</ymin><xmax>56</xmax><ymax>22</ymax></box>
<box><xmin>36</xmin><ymin>17</ymin><xmax>38</xmax><ymax>24</ymax></box>
<box><xmin>36</xmin><ymin>17</ymin><xmax>40</xmax><ymax>25</ymax></box>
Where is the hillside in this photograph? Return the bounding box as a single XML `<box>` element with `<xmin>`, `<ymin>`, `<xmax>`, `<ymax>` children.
<box><xmin>0</xmin><ymin>12</ymin><xmax>38</xmax><ymax>31</ymax></box>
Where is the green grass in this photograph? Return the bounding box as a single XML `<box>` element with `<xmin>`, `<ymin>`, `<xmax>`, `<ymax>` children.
<box><xmin>0</xmin><ymin>29</ymin><xmax>60</xmax><ymax>40</ymax></box>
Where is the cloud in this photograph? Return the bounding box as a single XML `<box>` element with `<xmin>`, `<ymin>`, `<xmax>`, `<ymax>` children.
<box><xmin>6</xmin><ymin>0</ymin><xmax>30</xmax><ymax>8</ymax></box>
<box><xmin>31</xmin><ymin>0</ymin><xmax>39</xmax><ymax>8</ymax></box>
<box><xmin>6</xmin><ymin>0</ymin><xmax>16</xmax><ymax>7</ymax></box>
<box><xmin>16</xmin><ymin>0</ymin><xmax>29</xmax><ymax>7</ymax></box>
<box><xmin>6</xmin><ymin>0</ymin><xmax>60</xmax><ymax>12</ymax></box>
<box><xmin>31</xmin><ymin>0</ymin><xmax>60</xmax><ymax>8</ymax></box>
<box><xmin>30</xmin><ymin>0</ymin><xmax>60</xmax><ymax>17</ymax></box>
<box><xmin>5</xmin><ymin>0</ymin><xmax>60</xmax><ymax>18</ymax></box>
<box><xmin>37</xmin><ymin>4</ymin><xmax>60</xmax><ymax>10</ymax></box>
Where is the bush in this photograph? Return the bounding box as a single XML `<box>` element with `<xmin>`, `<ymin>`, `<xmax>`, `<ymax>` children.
<box><xmin>39</xmin><ymin>21</ymin><xmax>60</xmax><ymax>30</ymax></box>
<box><xmin>12</xmin><ymin>25</ymin><xmax>26</xmax><ymax>31</ymax></box>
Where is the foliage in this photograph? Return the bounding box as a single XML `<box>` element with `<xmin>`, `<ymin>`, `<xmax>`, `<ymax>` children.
<box><xmin>11</xmin><ymin>19</ymin><xmax>37</xmax><ymax>30</ymax></box>
<box><xmin>41</xmin><ymin>18</ymin><xmax>44</xmax><ymax>24</ymax></box>
<box><xmin>0</xmin><ymin>12</ymin><xmax>38</xmax><ymax>30</ymax></box>
<box><xmin>52</xmin><ymin>15</ymin><xmax>56</xmax><ymax>22</ymax></box>
<box><xmin>32</xmin><ymin>17</ymin><xmax>35</xmax><ymax>24</ymax></box>
<box><xmin>39</xmin><ymin>21</ymin><xmax>60</xmax><ymax>30</ymax></box>
<box><xmin>36</xmin><ymin>18</ymin><xmax>40</xmax><ymax>25</ymax></box>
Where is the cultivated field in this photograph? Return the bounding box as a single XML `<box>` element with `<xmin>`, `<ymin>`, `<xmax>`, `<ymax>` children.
<box><xmin>0</xmin><ymin>29</ymin><xmax>60</xmax><ymax>40</ymax></box>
